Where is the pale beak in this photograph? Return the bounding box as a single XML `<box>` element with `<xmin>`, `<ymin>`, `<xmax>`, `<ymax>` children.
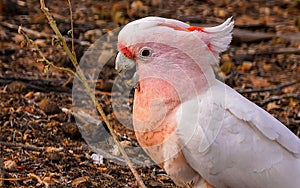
<box><xmin>115</xmin><ymin>53</ymin><xmax>139</xmax><ymax>88</ymax></box>
<box><xmin>115</xmin><ymin>53</ymin><xmax>135</xmax><ymax>75</ymax></box>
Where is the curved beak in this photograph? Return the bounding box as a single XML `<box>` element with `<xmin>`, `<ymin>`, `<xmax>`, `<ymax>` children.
<box><xmin>115</xmin><ymin>53</ymin><xmax>135</xmax><ymax>75</ymax></box>
<box><xmin>115</xmin><ymin>53</ymin><xmax>139</xmax><ymax>88</ymax></box>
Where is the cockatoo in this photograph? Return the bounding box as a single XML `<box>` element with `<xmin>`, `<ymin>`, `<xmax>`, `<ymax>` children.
<box><xmin>115</xmin><ymin>17</ymin><xmax>300</xmax><ymax>188</ymax></box>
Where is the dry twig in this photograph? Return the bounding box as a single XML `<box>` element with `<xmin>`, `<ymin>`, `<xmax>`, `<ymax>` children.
<box><xmin>238</xmin><ymin>81</ymin><xmax>299</xmax><ymax>94</ymax></box>
<box><xmin>0</xmin><ymin>21</ymin><xmax>90</xmax><ymax>46</ymax></box>
<box><xmin>67</xmin><ymin>0</ymin><xmax>75</xmax><ymax>54</ymax></box>
<box><xmin>0</xmin><ymin>176</ymin><xmax>31</xmax><ymax>181</ymax></box>
<box><xmin>0</xmin><ymin>168</ymin><xmax>49</xmax><ymax>187</ymax></box>
<box><xmin>28</xmin><ymin>173</ymin><xmax>49</xmax><ymax>188</ymax></box>
<box><xmin>17</xmin><ymin>1</ymin><xmax>147</xmax><ymax>187</ymax></box>
<box><xmin>0</xmin><ymin>141</ymin><xmax>43</xmax><ymax>151</ymax></box>
<box><xmin>18</xmin><ymin>27</ymin><xmax>77</xmax><ymax>79</ymax></box>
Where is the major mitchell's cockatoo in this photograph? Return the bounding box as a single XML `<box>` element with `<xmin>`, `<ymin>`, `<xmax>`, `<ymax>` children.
<box><xmin>115</xmin><ymin>17</ymin><xmax>300</xmax><ymax>188</ymax></box>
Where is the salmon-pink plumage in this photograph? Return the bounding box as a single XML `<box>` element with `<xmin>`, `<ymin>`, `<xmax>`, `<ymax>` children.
<box><xmin>115</xmin><ymin>17</ymin><xmax>300</xmax><ymax>188</ymax></box>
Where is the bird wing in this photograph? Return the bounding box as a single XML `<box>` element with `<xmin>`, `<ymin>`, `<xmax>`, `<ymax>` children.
<box><xmin>221</xmin><ymin>81</ymin><xmax>300</xmax><ymax>156</ymax></box>
<box><xmin>177</xmin><ymin>80</ymin><xmax>300</xmax><ymax>156</ymax></box>
<box><xmin>176</xmin><ymin>80</ymin><xmax>300</xmax><ymax>187</ymax></box>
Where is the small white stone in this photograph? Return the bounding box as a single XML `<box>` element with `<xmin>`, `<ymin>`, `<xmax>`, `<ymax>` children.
<box><xmin>91</xmin><ymin>153</ymin><xmax>103</xmax><ymax>165</ymax></box>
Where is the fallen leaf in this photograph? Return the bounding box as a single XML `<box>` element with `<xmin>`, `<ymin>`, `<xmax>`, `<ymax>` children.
<box><xmin>214</xmin><ymin>7</ymin><xmax>227</xmax><ymax>18</ymax></box>
<box><xmin>283</xmin><ymin>85</ymin><xmax>298</xmax><ymax>93</ymax></box>
<box><xmin>3</xmin><ymin>160</ymin><xmax>17</xmax><ymax>171</ymax></box>
<box><xmin>240</xmin><ymin>61</ymin><xmax>253</xmax><ymax>72</ymax></box>
<box><xmin>220</xmin><ymin>61</ymin><xmax>234</xmax><ymax>75</ymax></box>
<box><xmin>267</xmin><ymin>102</ymin><xmax>280</xmax><ymax>111</ymax></box>
<box><xmin>249</xmin><ymin>76</ymin><xmax>271</xmax><ymax>88</ymax></box>
<box><xmin>45</xmin><ymin>147</ymin><xmax>64</xmax><ymax>153</ymax></box>
<box><xmin>25</xmin><ymin>91</ymin><xmax>34</xmax><ymax>99</ymax></box>
<box><xmin>97</xmin><ymin>167</ymin><xmax>107</xmax><ymax>171</ymax></box>
<box><xmin>263</xmin><ymin>64</ymin><xmax>272</xmax><ymax>71</ymax></box>
<box><xmin>235</xmin><ymin>15</ymin><xmax>263</xmax><ymax>27</ymax></box>
<box><xmin>6</xmin><ymin>81</ymin><xmax>26</xmax><ymax>93</ymax></box>
<box><xmin>43</xmin><ymin>176</ymin><xmax>60</xmax><ymax>184</ymax></box>
<box><xmin>39</xmin><ymin>98</ymin><xmax>60</xmax><ymax>115</ymax></box>
<box><xmin>288</xmin><ymin>98</ymin><xmax>297</xmax><ymax>108</ymax></box>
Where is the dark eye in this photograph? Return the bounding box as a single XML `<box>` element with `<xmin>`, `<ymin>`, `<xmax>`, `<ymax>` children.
<box><xmin>139</xmin><ymin>47</ymin><xmax>152</xmax><ymax>58</ymax></box>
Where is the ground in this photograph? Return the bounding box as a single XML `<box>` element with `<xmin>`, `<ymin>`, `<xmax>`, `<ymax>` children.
<box><xmin>0</xmin><ymin>0</ymin><xmax>300</xmax><ymax>187</ymax></box>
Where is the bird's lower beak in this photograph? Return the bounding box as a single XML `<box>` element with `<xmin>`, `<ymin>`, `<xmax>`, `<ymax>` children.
<box><xmin>115</xmin><ymin>53</ymin><xmax>139</xmax><ymax>88</ymax></box>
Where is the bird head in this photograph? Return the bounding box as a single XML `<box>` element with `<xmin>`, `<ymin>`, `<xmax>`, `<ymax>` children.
<box><xmin>115</xmin><ymin>17</ymin><xmax>234</xmax><ymax>90</ymax></box>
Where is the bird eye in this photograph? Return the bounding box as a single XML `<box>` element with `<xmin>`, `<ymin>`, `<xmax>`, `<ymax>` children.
<box><xmin>139</xmin><ymin>48</ymin><xmax>152</xmax><ymax>58</ymax></box>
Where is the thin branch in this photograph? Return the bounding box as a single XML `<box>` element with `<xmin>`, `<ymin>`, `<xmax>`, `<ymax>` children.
<box><xmin>0</xmin><ymin>141</ymin><xmax>43</xmax><ymax>151</ymax></box>
<box><xmin>238</xmin><ymin>81</ymin><xmax>299</xmax><ymax>94</ymax></box>
<box><xmin>28</xmin><ymin>173</ymin><xmax>49</xmax><ymax>188</ymax></box>
<box><xmin>1</xmin><ymin>21</ymin><xmax>51</xmax><ymax>38</ymax></box>
<box><xmin>0</xmin><ymin>21</ymin><xmax>90</xmax><ymax>46</ymax></box>
<box><xmin>67</xmin><ymin>0</ymin><xmax>75</xmax><ymax>54</ymax></box>
<box><xmin>38</xmin><ymin>1</ymin><xmax>146</xmax><ymax>187</ymax></box>
<box><xmin>0</xmin><ymin>177</ymin><xmax>31</xmax><ymax>181</ymax></box>
<box><xmin>0</xmin><ymin>76</ymin><xmax>71</xmax><ymax>94</ymax></box>
<box><xmin>260</xmin><ymin>96</ymin><xmax>281</xmax><ymax>106</ymax></box>
<box><xmin>40</xmin><ymin>0</ymin><xmax>78</xmax><ymax>68</ymax></box>
<box><xmin>18</xmin><ymin>26</ymin><xmax>82</xmax><ymax>84</ymax></box>
<box><xmin>235</xmin><ymin>47</ymin><xmax>300</xmax><ymax>56</ymax></box>
<box><xmin>0</xmin><ymin>157</ymin><xmax>49</xmax><ymax>187</ymax></box>
<box><xmin>259</xmin><ymin>94</ymin><xmax>300</xmax><ymax>106</ymax></box>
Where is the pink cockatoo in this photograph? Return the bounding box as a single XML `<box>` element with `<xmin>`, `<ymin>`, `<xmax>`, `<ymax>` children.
<box><xmin>115</xmin><ymin>17</ymin><xmax>300</xmax><ymax>188</ymax></box>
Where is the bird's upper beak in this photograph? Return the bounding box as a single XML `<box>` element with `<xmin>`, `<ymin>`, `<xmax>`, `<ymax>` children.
<box><xmin>115</xmin><ymin>52</ymin><xmax>139</xmax><ymax>88</ymax></box>
<box><xmin>115</xmin><ymin>53</ymin><xmax>135</xmax><ymax>75</ymax></box>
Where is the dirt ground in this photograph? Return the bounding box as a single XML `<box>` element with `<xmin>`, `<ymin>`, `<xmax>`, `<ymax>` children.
<box><xmin>0</xmin><ymin>0</ymin><xmax>300</xmax><ymax>187</ymax></box>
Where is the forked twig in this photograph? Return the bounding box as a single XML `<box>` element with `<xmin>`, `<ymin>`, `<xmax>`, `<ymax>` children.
<box><xmin>18</xmin><ymin>27</ymin><xmax>77</xmax><ymax>78</ymax></box>
<box><xmin>36</xmin><ymin>0</ymin><xmax>146</xmax><ymax>187</ymax></box>
<box><xmin>28</xmin><ymin>173</ymin><xmax>49</xmax><ymax>188</ymax></box>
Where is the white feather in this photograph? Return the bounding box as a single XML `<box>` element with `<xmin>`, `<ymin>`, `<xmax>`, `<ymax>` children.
<box><xmin>176</xmin><ymin>80</ymin><xmax>300</xmax><ymax>188</ymax></box>
<box><xmin>202</xmin><ymin>17</ymin><xmax>234</xmax><ymax>54</ymax></box>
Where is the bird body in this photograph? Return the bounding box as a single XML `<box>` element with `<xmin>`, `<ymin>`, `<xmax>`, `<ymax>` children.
<box><xmin>178</xmin><ymin>80</ymin><xmax>300</xmax><ymax>188</ymax></box>
<box><xmin>115</xmin><ymin>16</ymin><xmax>300</xmax><ymax>188</ymax></box>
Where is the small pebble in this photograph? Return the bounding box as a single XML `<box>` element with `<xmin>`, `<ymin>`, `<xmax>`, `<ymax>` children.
<box><xmin>91</xmin><ymin>153</ymin><xmax>103</xmax><ymax>165</ymax></box>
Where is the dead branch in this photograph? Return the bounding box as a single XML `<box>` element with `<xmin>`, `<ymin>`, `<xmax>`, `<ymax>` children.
<box><xmin>0</xmin><ymin>165</ymin><xmax>52</xmax><ymax>188</ymax></box>
<box><xmin>238</xmin><ymin>81</ymin><xmax>299</xmax><ymax>94</ymax></box>
<box><xmin>0</xmin><ymin>141</ymin><xmax>43</xmax><ymax>151</ymax></box>
<box><xmin>18</xmin><ymin>26</ymin><xmax>78</xmax><ymax>78</ymax></box>
<box><xmin>258</xmin><ymin>48</ymin><xmax>300</xmax><ymax>55</ymax></box>
<box><xmin>233</xmin><ymin>29</ymin><xmax>300</xmax><ymax>44</ymax></box>
<box><xmin>0</xmin><ymin>21</ymin><xmax>90</xmax><ymax>46</ymax></box>
<box><xmin>1</xmin><ymin>21</ymin><xmax>51</xmax><ymax>38</ymax></box>
<box><xmin>0</xmin><ymin>169</ymin><xmax>48</xmax><ymax>187</ymax></box>
<box><xmin>0</xmin><ymin>176</ymin><xmax>31</xmax><ymax>181</ymax></box>
<box><xmin>260</xmin><ymin>96</ymin><xmax>281</xmax><ymax>106</ymax></box>
<box><xmin>0</xmin><ymin>76</ymin><xmax>71</xmax><ymax>93</ymax></box>
<box><xmin>28</xmin><ymin>173</ymin><xmax>49</xmax><ymax>188</ymax></box>
<box><xmin>233</xmin><ymin>28</ymin><xmax>275</xmax><ymax>43</ymax></box>
<box><xmin>235</xmin><ymin>47</ymin><xmax>300</xmax><ymax>56</ymax></box>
